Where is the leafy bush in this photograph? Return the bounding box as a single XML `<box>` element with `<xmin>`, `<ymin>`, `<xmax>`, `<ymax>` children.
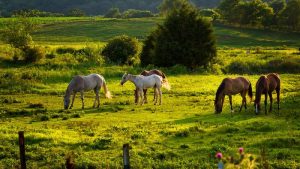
<box><xmin>141</xmin><ymin>3</ymin><xmax>216</xmax><ymax>69</ymax></box>
<box><xmin>1</xmin><ymin>17</ymin><xmax>35</xmax><ymax>50</ymax></box>
<box><xmin>102</xmin><ymin>35</ymin><xmax>139</xmax><ymax>65</ymax></box>
<box><xmin>199</xmin><ymin>9</ymin><xmax>220</xmax><ymax>21</ymax></box>
<box><xmin>23</xmin><ymin>46</ymin><xmax>45</xmax><ymax>62</ymax></box>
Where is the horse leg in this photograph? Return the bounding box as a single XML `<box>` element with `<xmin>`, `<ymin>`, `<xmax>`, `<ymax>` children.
<box><xmin>94</xmin><ymin>88</ymin><xmax>100</xmax><ymax>108</ymax></box>
<box><xmin>139</xmin><ymin>89</ymin><xmax>144</xmax><ymax>105</ymax></box>
<box><xmin>144</xmin><ymin>89</ymin><xmax>148</xmax><ymax>103</ymax></box>
<box><xmin>70</xmin><ymin>92</ymin><xmax>76</xmax><ymax>109</ymax></box>
<box><xmin>159</xmin><ymin>88</ymin><xmax>162</xmax><ymax>105</ymax></box>
<box><xmin>276</xmin><ymin>88</ymin><xmax>280</xmax><ymax>113</ymax></box>
<box><xmin>264</xmin><ymin>93</ymin><xmax>268</xmax><ymax>115</ymax></box>
<box><xmin>268</xmin><ymin>92</ymin><xmax>273</xmax><ymax>113</ymax></box>
<box><xmin>239</xmin><ymin>93</ymin><xmax>244</xmax><ymax>112</ymax></box>
<box><xmin>80</xmin><ymin>91</ymin><xmax>84</xmax><ymax>109</ymax></box>
<box><xmin>240</xmin><ymin>91</ymin><xmax>247</xmax><ymax>112</ymax></box>
<box><xmin>135</xmin><ymin>89</ymin><xmax>139</xmax><ymax>105</ymax></box>
<box><xmin>229</xmin><ymin>95</ymin><xmax>233</xmax><ymax>113</ymax></box>
<box><xmin>93</xmin><ymin>89</ymin><xmax>97</xmax><ymax>108</ymax></box>
<box><xmin>154</xmin><ymin>88</ymin><xmax>158</xmax><ymax>105</ymax></box>
<box><xmin>153</xmin><ymin>88</ymin><xmax>156</xmax><ymax>102</ymax></box>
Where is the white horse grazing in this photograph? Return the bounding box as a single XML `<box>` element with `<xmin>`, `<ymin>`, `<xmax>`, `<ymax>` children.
<box><xmin>120</xmin><ymin>73</ymin><xmax>167</xmax><ymax>105</ymax></box>
<box><xmin>64</xmin><ymin>74</ymin><xmax>112</xmax><ymax>109</ymax></box>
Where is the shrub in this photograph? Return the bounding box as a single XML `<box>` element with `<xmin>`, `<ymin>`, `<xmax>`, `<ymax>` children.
<box><xmin>23</xmin><ymin>46</ymin><xmax>45</xmax><ymax>62</ymax></box>
<box><xmin>199</xmin><ymin>9</ymin><xmax>220</xmax><ymax>21</ymax></box>
<box><xmin>141</xmin><ymin>3</ymin><xmax>216</xmax><ymax>69</ymax></box>
<box><xmin>1</xmin><ymin>16</ymin><xmax>36</xmax><ymax>50</ymax></box>
<box><xmin>102</xmin><ymin>35</ymin><xmax>139</xmax><ymax>65</ymax></box>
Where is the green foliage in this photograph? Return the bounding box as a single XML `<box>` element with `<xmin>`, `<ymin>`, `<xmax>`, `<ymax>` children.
<box><xmin>12</xmin><ymin>9</ymin><xmax>64</xmax><ymax>17</ymax></box>
<box><xmin>141</xmin><ymin>3</ymin><xmax>216</xmax><ymax>68</ymax></box>
<box><xmin>1</xmin><ymin>17</ymin><xmax>36</xmax><ymax>50</ymax></box>
<box><xmin>199</xmin><ymin>9</ymin><xmax>220</xmax><ymax>21</ymax></box>
<box><xmin>104</xmin><ymin>8</ymin><xmax>121</xmax><ymax>18</ymax></box>
<box><xmin>240</xmin><ymin>0</ymin><xmax>274</xmax><ymax>26</ymax></box>
<box><xmin>280</xmin><ymin>0</ymin><xmax>300</xmax><ymax>30</ymax></box>
<box><xmin>158</xmin><ymin>0</ymin><xmax>192</xmax><ymax>16</ymax></box>
<box><xmin>122</xmin><ymin>9</ymin><xmax>154</xmax><ymax>18</ymax></box>
<box><xmin>218</xmin><ymin>0</ymin><xmax>241</xmax><ymax>23</ymax></box>
<box><xmin>102</xmin><ymin>35</ymin><xmax>139</xmax><ymax>65</ymax></box>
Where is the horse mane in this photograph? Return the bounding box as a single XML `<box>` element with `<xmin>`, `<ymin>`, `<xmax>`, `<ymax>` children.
<box><xmin>215</xmin><ymin>81</ymin><xmax>225</xmax><ymax>101</ymax></box>
<box><xmin>255</xmin><ymin>76</ymin><xmax>267</xmax><ymax>103</ymax></box>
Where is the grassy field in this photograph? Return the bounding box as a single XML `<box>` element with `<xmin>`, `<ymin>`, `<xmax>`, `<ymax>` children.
<box><xmin>1</xmin><ymin>17</ymin><xmax>299</xmax><ymax>47</ymax></box>
<box><xmin>0</xmin><ymin>17</ymin><xmax>300</xmax><ymax>168</ymax></box>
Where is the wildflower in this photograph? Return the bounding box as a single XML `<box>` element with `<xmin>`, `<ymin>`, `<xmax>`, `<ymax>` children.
<box><xmin>216</xmin><ymin>152</ymin><xmax>223</xmax><ymax>159</ymax></box>
<box><xmin>239</xmin><ymin>147</ymin><xmax>244</xmax><ymax>154</ymax></box>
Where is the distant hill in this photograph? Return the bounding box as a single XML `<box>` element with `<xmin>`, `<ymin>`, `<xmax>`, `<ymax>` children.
<box><xmin>0</xmin><ymin>0</ymin><xmax>222</xmax><ymax>16</ymax></box>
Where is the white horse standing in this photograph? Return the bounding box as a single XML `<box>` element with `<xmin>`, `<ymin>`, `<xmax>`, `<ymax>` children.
<box><xmin>120</xmin><ymin>73</ymin><xmax>168</xmax><ymax>105</ymax></box>
<box><xmin>64</xmin><ymin>74</ymin><xmax>111</xmax><ymax>109</ymax></box>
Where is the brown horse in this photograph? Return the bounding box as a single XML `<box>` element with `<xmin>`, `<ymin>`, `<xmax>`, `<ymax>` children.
<box><xmin>254</xmin><ymin>73</ymin><xmax>280</xmax><ymax>115</ymax></box>
<box><xmin>214</xmin><ymin>77</ymin><xmax>253</xmax><ymax>115</ymax></box>
<box><xmin>134</xmin><ymin>69</ymin><xmax>170</xmax><ymax>103</ymax></box>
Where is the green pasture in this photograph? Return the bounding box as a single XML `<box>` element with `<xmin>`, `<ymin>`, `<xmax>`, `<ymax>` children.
<box><xmin>0</xmin><ymin>62</ymin><xmax>300</xmax><ymax>168</ymax></box>
<box><xmin>0</xmin><ymin>17</ymin><xmax>300</xmax><ymax>168</ymax></box>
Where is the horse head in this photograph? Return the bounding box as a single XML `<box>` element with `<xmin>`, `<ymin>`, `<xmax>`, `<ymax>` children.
<box><xmin>214</xmin><ymin>99</ymin><xmax>223</xmax><ymax>114</ymax></box>
<box><xmin>120</xmin><ymin>73</ymin><xmax>129</xmax><ymax>85</ymax></box>
<box><xmin>64</xmin><ymin>95</ymin><xmax>70</xmax><ymax>109</ymax></box>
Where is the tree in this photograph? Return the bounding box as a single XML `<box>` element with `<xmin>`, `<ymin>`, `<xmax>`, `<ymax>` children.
<box><xmin>1</xmin><ymin>16</ymin><xmax>36</xmax><ymax>50</ymax></box>
<box><xmin>1</xmin><ymin>16</ymin><xmax>44</xmax><ymax>62</ymax></box>
<box><xmin>280</xmin><ymin>0</ymin><xmax>300</xmax><ymax>30</ymax></box>
<box><xmin>141</xmin><ymin>3</ymin><xmax>216</xmax><ymax>68</ymax></box>
<box><xmin>218</xmin><ymin>0</ymin><xmax>241</xmax><ymax>23</ymax></box>
<box><xmin>104</xmin><ymin>8</ymin><xmax>121</xmax><ymax>18</ymax></box>
<box><xmin>238</xmin><ymin>0</ymin><xmax>274</xmax><ymax>26</ymax></box>
<box><xmin>269</xmin><ymin>0</ymin><xmax>286</xmax><ymax>26</ymax></box>
<box><xmin>270</xmin><ymin>0</ymin><xmax>286</xmax><ymax>15</ymax></box>
<box><xmin>102</xmin><ymin>35</ymin><xmax>139</xmax><ymax>65</ymax></box>
<box><xmin>158</xmin><ymin>0</ymin><xmax>192</xmax><ymax>16</ymax></box>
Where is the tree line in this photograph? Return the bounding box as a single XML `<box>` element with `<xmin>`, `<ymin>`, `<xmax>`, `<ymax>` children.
<box><xmin>0</xmin><ymin>0</ymin><xmax>222</xmax><ymax>17</ymax></box>
<box><xmin>217</xmin><ymin>0</ymin><xmax>300</xmax><ymax>31</ymax></box>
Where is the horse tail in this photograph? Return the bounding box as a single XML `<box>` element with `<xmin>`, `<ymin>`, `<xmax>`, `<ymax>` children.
<box><xmin>160</xmin><ymin>71</ymin><xmax>166</xmax><ymax>79</ymax></box>
<box><xmin>162</xmin><ymin>78</ymin><xmax>171</xmax><ymax>90</ymax></box>
<box><xmin>102</xmin><ymin>80</ymin><xmax>112</xmax><ymax>99</ymax></box>
<box><xmin>248</xmin><ymin>82</ymin><xmax>253</xmax><ymax>102</ymax></box>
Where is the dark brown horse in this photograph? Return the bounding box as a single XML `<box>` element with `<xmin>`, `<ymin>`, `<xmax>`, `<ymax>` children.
<box><xmin>134</xmin><ymin>69</ymin><xmax>169</xmax><ymax>104</ymax></box>
<box><xmin>254</xmin><ymin>73</ymin><xmax>280</xmax><ymax>114</ymax></box>
<box><xmin>214</xmin><ymin>77</ymin><xmax>253</xmax><ymax>115</ymax></box>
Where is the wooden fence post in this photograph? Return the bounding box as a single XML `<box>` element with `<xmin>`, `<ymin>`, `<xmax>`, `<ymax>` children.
<box><xmin>123</xmin><ymin>144</ymin><xmax>130</xmax><ymax>169</ymax></box>
<box><xmin>18</xmin><ymin>131</ymin><xmax>26</xmax><ymax>169</ymax></box>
